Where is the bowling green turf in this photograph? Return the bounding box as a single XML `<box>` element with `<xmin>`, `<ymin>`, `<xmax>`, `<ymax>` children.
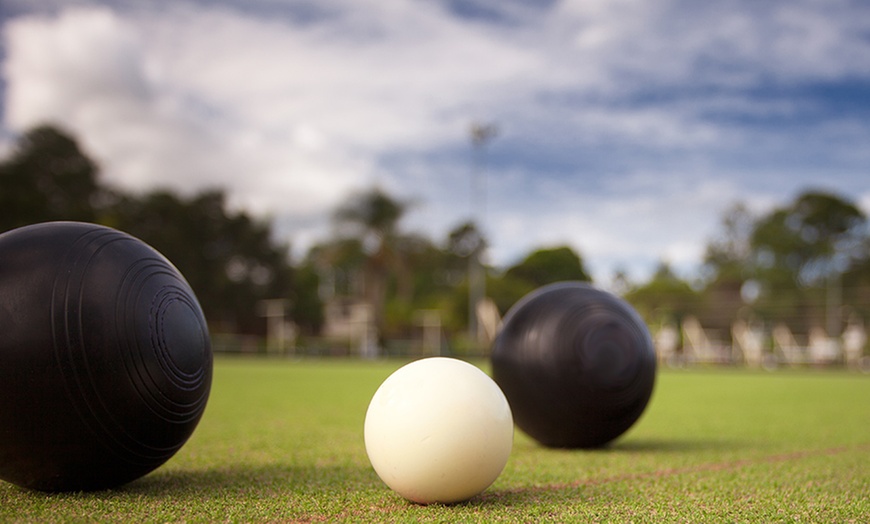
<box><xmin>2</xmin><ymin>357</ymin><xmax>869</xmax><ymax>522</ymax></box>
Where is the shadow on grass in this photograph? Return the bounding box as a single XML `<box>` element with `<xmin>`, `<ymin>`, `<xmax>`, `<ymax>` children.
<box><xmin>605</xmin><ymin>437</ymin><xmax>748</xmax><ymax>453</ymax></box>
<box><xmin>118</xmin><ymin>462</ymin><xmax>377</xmax><ymax>499</ymax></box>
<box><xmin>512</xmin><ymin>436</ymin><xmax>749</xmax><ymax>455</ymax></box>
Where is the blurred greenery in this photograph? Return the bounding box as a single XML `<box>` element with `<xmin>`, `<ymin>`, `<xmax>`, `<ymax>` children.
<box><xmin>2</xmin><ymin>124</ymin><xmax>870</xmax><ymax>352</ymax></box>
<box><xmin>1</xmin><ymin>125</ymin><xmax>321</xmax><ymax>337</ymax></box>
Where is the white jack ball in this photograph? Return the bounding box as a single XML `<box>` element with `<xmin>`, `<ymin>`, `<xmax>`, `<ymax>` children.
<box><xmin>364</xmin><ymin>357</ymin><xmax>514</xmax><ymax>504</ymax></box>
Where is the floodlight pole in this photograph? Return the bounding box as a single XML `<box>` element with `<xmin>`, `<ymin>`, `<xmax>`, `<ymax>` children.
<box><xmin>468</xmin><ymin>122</ymin><xmax>498</xmax><ymax>348</ymax></box>
<box><xmin>826</xmin><ymin>266</ymin><xmax>842</xmax><ymax>356</ymax></box>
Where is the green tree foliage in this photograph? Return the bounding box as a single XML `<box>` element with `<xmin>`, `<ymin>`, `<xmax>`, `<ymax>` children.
<box><xmin>286</xmin><ymin>262</ymin><xmax>324</xmax><ymax>335</ymax></box>
<box><xmin>491</xmin><ymin>246</ymin><xmax>592</xmax><ymax>314</ymax></box>
<box><xmin>307</xmin><ymin>237</ymin><xmax>367</xmax><ymax>298</ymax></box>
<box><xmin>623</xmin><ymin>262</ymin><xmax>700</xmax><ymax>326</ymax></box>
<box><xmin>14</xmin><ymin>126</ymin><xmax>870</xmax><ymax>348</ymax></box>
<box><xmin>109</xmin><ymin>189</ymin><xmax>298</xmax><ymax>334</ymax></box>
<box><xmin>308</xmin><ymin>216</ymin><xmax>501</xmax><ymax>345</ymax></box>
<box><xmin>748</xmin><ymin>191</ymin><xmax>866</xmax><ymax>332</ymax></box>
<box><xmin>0</xmin><ymin>125</ymin><xmax>311</xmax><ymax>337</ymax></box>
<box><xmin>334</xmin><ymin>187</ymin><xmax>406</xmax><ymax>236</ymax></box>
<box><xmin>701</xmin><ymin>190</ymin><xmax>869</xmax><ymax>336</ymax></box>
<box><xmin>0</xmin><ymin>125</ymin><xmax>108</xmax><ymax>232</ymax></box>
<box><xmin>505</xmin><ymin>246</ymin><xmax>591</xmax><ymax>286</ymax></box>
<box><xmin>751</xmin><ymin>191</ymin><xmax>865</xmax><ymax>287</ymax></box>
<box><xmin>447</xmin><ymin>221</ymin><xmax>486</xmax><ymax>260</ymax></box>
<box><xmin>329</xmin><ymin>187</ymin><xmax>411</xmax><ymax>340</ymax></box>
<box><xmin>437</xmin><ymin>221</ymin><xmax>487</xmax><ymax>335</ymax></box>
<box><xmin>703</xmin><ymin>203</ymin><xmax>755</xmax><ymax>281</ymax></box>
<box><xmin>700</xmin><ymin>203</ymin><xmax>757</xmax><ymax>332</ymax></box>
<box><xmin>842</xmin><ymin>237</ymin><xmax>870</xmax><ymax>321</ymax></box>
<box><xmin>382</xmin><ymin>233</ymin><xmax>442</xmax><ymax>339</ymax></box>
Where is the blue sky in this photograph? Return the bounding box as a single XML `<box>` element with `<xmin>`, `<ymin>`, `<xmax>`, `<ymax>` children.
<box><xmin>2</xmin><ymin>0</ymin><xmax>869</xmax><ymax>285</ymax></box>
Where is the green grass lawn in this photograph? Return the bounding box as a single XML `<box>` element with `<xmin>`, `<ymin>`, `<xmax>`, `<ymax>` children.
<box><xmin>2</xmin><ymin>357</ymin><xmax>869</xmax><ymax>522</ymax></box>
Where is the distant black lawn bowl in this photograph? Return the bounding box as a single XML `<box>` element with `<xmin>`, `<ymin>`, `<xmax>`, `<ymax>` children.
<box><xmin>0</xmin><ymin>222</ymin><xmax>212</xmax><ymax>492</ymax></box>
<box><xmin>491</xmin><ymin>282</ymin><xmax>656</xmax><ymax>448</ymax></box>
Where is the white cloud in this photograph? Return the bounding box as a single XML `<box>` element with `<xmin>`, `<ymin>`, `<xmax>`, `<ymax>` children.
<box><xmin>4</xmin><ymin>8</ymin><xmax>146</xmax><ymax>127</ymax></box>
<box><xmin>4</xmin><ymin>8</ymin><xmax>231</xmax><ymax>190</ymax></box>
<box><xmin>453</xmin><ymin>162</ymin><xmax>747</xmax><ymax>283</ymax></box>
<box><xmin>142</xmin><ymin>1</ymin><xmax>538</xmax><ymax>149</ymax></box>
<box><xmin>2</xmin><ymin>0</ymin><xmax>869</xmax><ymax>281</ymax></box>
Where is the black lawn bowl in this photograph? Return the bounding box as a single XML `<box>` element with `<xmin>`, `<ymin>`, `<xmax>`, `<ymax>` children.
<box><xmin>491</xmin><ymin>282</ymin><xmax>656</xmax><ymax>448</ymax></box>
<box><xmin>0</xmin><ymin>222</ymin><xmax>212</xmax><ymax>491</ymax></box>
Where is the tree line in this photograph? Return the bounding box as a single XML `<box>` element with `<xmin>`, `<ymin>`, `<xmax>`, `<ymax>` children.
<box><xmin>0</xmin><ymin>125</ymin><xmax>589</xmax><ymax>347</ymax></box>
<box><xmin>2</xmin><ymin>124</ymin><xmax>869</xmax><ymax>352</ymax></box>
<box><xmin>626</xmin><ymin>193</ymin><xmax>870</xmax><ymax>347</ymax></box>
